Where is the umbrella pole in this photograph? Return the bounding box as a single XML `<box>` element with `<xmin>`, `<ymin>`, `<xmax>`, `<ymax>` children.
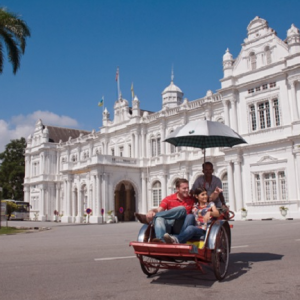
<box><xmin>203</xmin><ymin>148</ymin><xmax>206</xmax><ymax>163</ymax></box>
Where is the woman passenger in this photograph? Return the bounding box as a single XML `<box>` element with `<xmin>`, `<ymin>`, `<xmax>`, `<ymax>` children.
<box><xmin>163</xmin><ymin>186</ymin><xmax>222</xmax><ymax>244</ymax></box>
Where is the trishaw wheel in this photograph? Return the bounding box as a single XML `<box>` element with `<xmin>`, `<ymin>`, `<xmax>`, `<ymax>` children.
<box><xmin>212</xmin><ymin>226</ymin><xmax>229</xmax><ymax>281</ymax></box>
<box><xmin>139</xmin><ymin>255</ymin><xmax>160</xmax><ymax>276</ymax></box>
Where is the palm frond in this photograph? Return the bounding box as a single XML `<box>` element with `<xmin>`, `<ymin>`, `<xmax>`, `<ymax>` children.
<box><xmin>0</xmin><ymin>42</ymin><xmax>3</xmax><ymax>73</ymax></box>
<box><xmin>0</xmin><ymin>28</ymin><xmax>20</xmax><ymax>74</ymax></box>
<box><xmin>0</xmin><ymin>7</ymin><xmax>30</xmax><ymax>73</ymax></box>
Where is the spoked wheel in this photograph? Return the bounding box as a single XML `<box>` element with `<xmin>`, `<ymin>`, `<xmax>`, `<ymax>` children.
<box><xmin>212</xmin><ymin>226</ymin><xmax>229</xmax><ymax>281</ymax></box>
<box><xmin>139</xmin><ymin>255</ymin><xmax>160</xmax><ymax>276</ymax></box>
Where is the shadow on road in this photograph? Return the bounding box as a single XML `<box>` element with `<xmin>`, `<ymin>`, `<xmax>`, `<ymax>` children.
<box><xmin>149</xmin><ymin>252</ymin><xmax>283</xmax><ymax>287</ymax></box>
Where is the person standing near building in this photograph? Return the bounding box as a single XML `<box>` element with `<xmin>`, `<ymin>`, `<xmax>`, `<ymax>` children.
<box><xmin>191</xmin><ymin>162</ymin><xmax>226</xmax><ymax>208</ymax></box>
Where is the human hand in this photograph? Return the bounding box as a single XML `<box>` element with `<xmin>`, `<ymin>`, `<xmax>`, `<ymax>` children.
<box><xmin>221</xmin><ymin>204</ymin><xmax>229</xmax><ymax>214</ymax></box>
<box><xmin>146</xmin><ymin>210</ymin><xmax>156</xmax><ymax>222</ymax></box>
<box><xmin>203</xmin><ymin>211</ymin><xmax>211</xmax><ymax>223</ymax></box>
<box><xmin>214</xmin><ymin>187</ymin><xmax>223</xmax><ymax>194</ymax></box>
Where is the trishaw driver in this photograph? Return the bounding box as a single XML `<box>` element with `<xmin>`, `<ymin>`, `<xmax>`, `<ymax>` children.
<box><xmin>134</xmin><ymin>178</ymin><xmax>195</xmax><ymax>243</ymax></box>
<box><xmin>191</xmin><ymin>162</ymin><xmax>226</xmax><ymax>208</ymax></box>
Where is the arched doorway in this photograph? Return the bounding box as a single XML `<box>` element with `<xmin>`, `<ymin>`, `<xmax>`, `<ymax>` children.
<box><xmin>114</xmin><ymin>181</ymin><xmax>136</xmax><ymax>222</ymax></box>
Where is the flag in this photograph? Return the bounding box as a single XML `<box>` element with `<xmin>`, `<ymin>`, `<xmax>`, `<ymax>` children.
<box><xmin>98</xmin><ymin>96</ymin><xmax>104</xmax><ymax>107</ymax></box>
<box><xmin>131</xmin><ymin>82</ymin><xmax>134</xmax><ymax>99</ymax></box>
<box><xmin>115</xmin><ymin>67</ymin><xmax>119</xmax><ymax>82</ymax></box>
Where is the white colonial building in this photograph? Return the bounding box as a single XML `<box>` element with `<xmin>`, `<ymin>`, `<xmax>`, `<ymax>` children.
<box><xmin>24</xmin><ymin>17</ymin><xmax>300</xmax><ymax>222</ymax></box>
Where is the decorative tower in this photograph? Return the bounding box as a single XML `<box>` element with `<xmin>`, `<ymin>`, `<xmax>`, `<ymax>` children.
<box><xmin>102</xmin><ymin>108</ymin><xmax>110</xmax><ymax>126</ymax></box>
<box><xmin>223</xmin><ymin>48</ymin><xmax>234</xmax><ymax>78</ymax></box>
<box><xmin>287</xmin><ymin>24</ymin><xmax>300</xmax><ymax>55</ymax></box>
<box><xmin>161</xmin><ymin>69</ymin><xmax>183</xmax><ymax>109</ymax></box>
<box><xmin>42</xmin><ymin>126</ymin><xmax>49</xmax><ymax>143</ymax></box>
<box><xmin>132</xmin><ymin>95</ymin><xmax>140</xmax><ymax>117</ymax></box>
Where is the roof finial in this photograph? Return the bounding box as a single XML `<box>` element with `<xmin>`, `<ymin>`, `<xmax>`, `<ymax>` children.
<box><xmin>171</xmin><ymin>64</ymin><xmax>174</xmax><ymax>83</ymax></box>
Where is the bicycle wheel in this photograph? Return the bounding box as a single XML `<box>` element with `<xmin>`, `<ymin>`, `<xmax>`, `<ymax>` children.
<box><xmin>139</xmin><ymin>255</ymin><xmax>160</xmax><ymax>276</ymax></box>
<box><xmin>212</xmin><ymin>226</ymin><xmax>229</xmax><ymax>281</ymax></box>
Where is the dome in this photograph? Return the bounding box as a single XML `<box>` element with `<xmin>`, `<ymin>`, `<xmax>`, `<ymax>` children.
<box><xmin>223</xmin><ymin>48</ymin><xmax>233</xmax><ymax>61</ymax></box>
<box><xmin>162</xmin><ymin>81</ymin><xmax>183</xmax><ymax>94</ymax></box>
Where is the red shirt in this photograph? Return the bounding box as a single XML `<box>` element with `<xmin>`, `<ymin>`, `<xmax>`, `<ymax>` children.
<box><xmin>159</xmin><ymin>193</ymin><xmax>195</xmax><ymax>214</ymax></box>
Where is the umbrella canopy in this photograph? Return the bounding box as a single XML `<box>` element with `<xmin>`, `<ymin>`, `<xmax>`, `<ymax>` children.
<box><xmin>164</xmin><ymin>120</ymin><xmax>247</xmax><ymax>149</ymax></box>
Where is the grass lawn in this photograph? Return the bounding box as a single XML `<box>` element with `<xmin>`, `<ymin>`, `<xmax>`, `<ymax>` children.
<box><xmin>0</xmin><ymin>226</ymin><xmax>26</xmax><ymax>235</ymax></box>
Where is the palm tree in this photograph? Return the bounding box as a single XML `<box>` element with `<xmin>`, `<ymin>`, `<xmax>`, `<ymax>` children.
<box><xmin>0</xmin><ymin>7</ymin><xmax>30</xmax><ymax>74</ymax></box>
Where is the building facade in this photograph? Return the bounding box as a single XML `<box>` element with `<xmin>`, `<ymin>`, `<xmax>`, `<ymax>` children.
<box><xmin>24</xmin><ymin>17</ymin><xmax>300</xmax><ymax>222</ymax></box>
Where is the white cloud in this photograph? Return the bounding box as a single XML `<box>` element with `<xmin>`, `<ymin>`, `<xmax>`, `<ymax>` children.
<box><xmin>0</xmin><ymin>111</ymin><xmax>79</xmax><ymax>152</ymax></box>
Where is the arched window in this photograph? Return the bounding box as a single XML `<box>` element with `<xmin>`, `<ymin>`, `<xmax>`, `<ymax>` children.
<box><xmin>250</xmin><ymin>52</ymin><xmax>256</xmax><ymax>70</ymax></box>
<box><xmin>152</xmin><ymin>181</ymin><xmax>161</xmax><ymax>207</ymax></box>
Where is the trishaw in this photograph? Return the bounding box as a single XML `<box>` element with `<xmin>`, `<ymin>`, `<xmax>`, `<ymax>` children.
<box><xmin>130</xmin><ymin>210</ymin><xmax>235</xmax><ymax>281</ymax></box>
<box><xmin>130</xmin><ymin>120</ymin><xmax>245</xmax><ymax>281</ymax></box>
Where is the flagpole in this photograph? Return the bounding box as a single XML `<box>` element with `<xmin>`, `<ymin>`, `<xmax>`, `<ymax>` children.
<box><xmin>116</xmin><ymin>67</ymin><xmax>120</xmax><ymax>100</ymax></box>
<box><xmin>131</xmin><ymin>82</ymin><xmax>134</xmax><ymax>101</ymax></box>
<box><xmin>118</xmin><ymin>69</ymin><xmax>120</xmax><ymax>99</ymax></box>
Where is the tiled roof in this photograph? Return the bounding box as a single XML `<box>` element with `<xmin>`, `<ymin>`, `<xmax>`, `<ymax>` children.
<box><xmin>46</xmin><ymin>126</ymin><xmax>91</xmax><ymax>143</ymax></box>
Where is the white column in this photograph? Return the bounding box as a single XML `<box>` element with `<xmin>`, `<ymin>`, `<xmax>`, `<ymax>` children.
<box><xmin>290</xmin><ymin>81</ymin><xmax>299</xmax><ymax>121</ymax></box>
<box><xmin>55</xmin><ymin>184</ymin><xmax>60</xmax><ymax>213</ymax></box>
<box><xmin>141</xmin><ymin>172</ymin><xmax>147</xmax><ymax>213</ymax></box>
<box><xmin>161</xmin><ymin>121</ymin><xmax>166</xmax><ymax>155</ymax></box>
<box><xmin>55</xmin><ymin>152</ymin><xmax>59</xmax><ymax>174</ymax></box>
<box><xmin>63</xmin><ymin>180</ymin><xmax>68</xmax><ymax>215</ymax></box>
<box><xmin>230</xmin><ymin>99</ymin><xmax>238</xmax><ymax>132</ymax></box>
<box><xmin>134</xmin><ymin>133</ymin><xmax>139</xmax><ymax>158</ymax></box>
<box><xmin>25</xmin><ymin>157</ymin><xmax>29</xmax><ymax>178</ymax></box>
<box><xmin>40</xmin><ymin>187</ymin><xmax>45</xmax><ymax>221</ymax></box>
<box><xmin>161</xmin><ymin>173</ymin><xmax>166</xmax><ymax>200</ymax></box>
<box><xmin>78</xmin><ymin>188</ymin><xmax>83</xmax><ymax>217</ymax></box>
<box><xmin>106</xmin><ymin>173</ymin><xmax>110</xmax><ymax>211</ymax></box>
<box><xmin>24</xmin><ymin>186</ymin><xmax>30</xmax><ymax>203</ymax></box>
<box><xmin>259</xmin><ymin>172</ymin><xmax>265</xmax><ymax>202</ymax></box>
<box><xmin>102</xmin><ymin>173</ymin><xmax>107</xmax><ymax>218</ymax></box>
<box><xmin>233</xmin><ymin>159</ymin><xmax>243</xmax><ymax>211</ymax></box>
<box><xmin>41</xmin><ymin>154</ymin><xmax>45</xmax><ymax>174</ymax></box>
<box><xmin>75</xmin><ymin>186</ymin><xmax>82</xmax><ymax>223</ymax></box>
<box><xmin>227</xmin><ymin>162</ymin><xmax>235</xmax><ymax>211</ymax></box>
<box><xmin>293</xmin><ymin>147</ymin><xmax>300</xmax><ymax>204</ymax></box>
<box><xmin>92</xmin><ymin>175</ymin><xmax>96</xmax><ymax>213</ymax></box>
<box><xmin>141</xmin><ymin>128</ymin><xmax>145</xmax><ymax>158</ymax></box>
<box><xmin>68</xmin><ymin>179</ymin><xmax>73</xmax><ymax>221</ymax></box>
<box><xmin>96</xmin><ymin>173</ymin><xmax>102</xmax><ymax>216</ymax></box>
<box><xmin>223</xmin><ymin>100</ymin><xmax>230</xmax><ymax>127</ymax></box>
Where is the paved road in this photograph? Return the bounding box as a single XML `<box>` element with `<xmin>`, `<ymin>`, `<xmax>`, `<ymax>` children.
<box><xmin>0</xmin><ymin>219</ymin><xmax>300</xmax><ymax>300</ymax></box>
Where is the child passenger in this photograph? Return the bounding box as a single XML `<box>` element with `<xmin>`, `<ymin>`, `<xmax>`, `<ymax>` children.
<box><xmin>163</xmin><ymin>186</ymin><xmax>222</xmax><ymax>244</ymax></box>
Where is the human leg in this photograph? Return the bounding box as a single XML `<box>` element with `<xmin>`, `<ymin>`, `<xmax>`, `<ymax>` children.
<box><xmin>154</xmin><ymin>206</ymin><xmax>186</xmax><ymax>240</ymax></box>
<box><xmin>176</xmin><ymin>225</ymin><xmax>206</xmax><ymax>244</ymax></box>
<box><xmin>179</xmin><ymin>214</ymin><xmax>195</xmax><ymax>233</ymax></box>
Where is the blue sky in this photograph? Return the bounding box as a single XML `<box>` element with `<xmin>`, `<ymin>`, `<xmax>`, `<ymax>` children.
<box><xmin>0</xmin><ymin>0</ymin><xmax>300</xmax><ymax>151</ymax></box>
